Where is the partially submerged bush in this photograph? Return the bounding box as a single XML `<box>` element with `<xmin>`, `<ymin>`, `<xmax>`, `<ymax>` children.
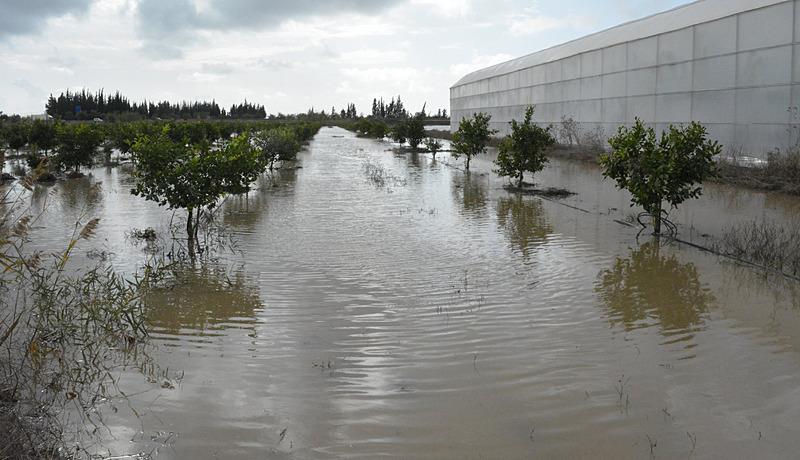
<box><xmin>424</xmin><ymin>137</ymin><xmax>443</xmax><ymax>159</ymax></box>
<box><xmin>494</xmin><ymin>106</ymin><xmax>555</xmax><ymax>187</ymax></box>
<box><xmin>601</xmin><ymin>119</ymin><xmax>720</xmax><ymax>235</ymax></box>
<box><xmin>352</xmin><ymin>119</ymin><xmax>388</xmax><ymax>139</ymax></box>
<box><xmin>254</xmin><ymin>127</ymin><xmax>301</xmax><ymax>171</ymax></box>
<box><xmin>403</xmin><ymin>113</ymin><xmax>426</xmax><ymax>150</ymax></box>
<box><xmin>130</xmin><ymin>128</ymin><xmax>263</xmax><ymax>248</ymax></box>
<box><xmin>716</xmin><ymin>219</ymin><xmax>800</xmax><ymax>278</ymax></box>
<box><xmin>451</xmin><ymin>113</ymin><xmax>497</xmax><ymax>170</ymax></box>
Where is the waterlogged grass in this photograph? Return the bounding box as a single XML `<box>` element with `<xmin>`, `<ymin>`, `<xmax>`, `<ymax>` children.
<box><xmin>0</xmin><ymin>171</ymin><xmax>186</xmax><ymax>458</ymax></box>
<box><xmin>715</xmin><ymin>219</ymin><xmax>800</xmax><ymax>278</ymax></box>
<box><xmin>717</xmin><ymin>148</ymin><xmax>800</xmax><ymax>194</ymax></box>
<box><xmin>362</xmin><ymin>160</ymin><xmax>407</xmax><ymax>191</ymax></box>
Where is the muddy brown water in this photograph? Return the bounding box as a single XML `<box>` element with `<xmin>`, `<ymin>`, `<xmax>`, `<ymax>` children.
<box><xmin>7</xmin><ymin>126</ymin><xmax>800</xmax><ymax>459</ymax></box>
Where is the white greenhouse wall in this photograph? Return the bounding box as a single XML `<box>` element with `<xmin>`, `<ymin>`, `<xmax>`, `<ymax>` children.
<box><xmin>450</xmin><ymin>0</ymin><xmax>800</xmax><ymax>157</ymax></box>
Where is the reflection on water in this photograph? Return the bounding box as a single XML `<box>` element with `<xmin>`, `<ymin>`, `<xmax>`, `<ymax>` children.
<box><xmin>452</xmin><ymin>171</ymin><xmax>487</xmax><ymax>216</ymax></box>
<box><xmin>496</xmin><ymin>194</ymin><xmax>552</xmax><ymax>259</ymax></box>
<box><xmin>145</xmin><ymin>266</ymin><xmax>262</xmax><ymax>335</ymax></box>
<box><xmin>596</xmin><ymin>241</ymin><xmax>712</xmax><ymax>342</ymax></box>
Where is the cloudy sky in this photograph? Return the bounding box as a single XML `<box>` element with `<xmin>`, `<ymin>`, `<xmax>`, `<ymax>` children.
<box><xmin>0</xmin><ymin>0</ymin><xmax>687</xmax><ymax>116</ymax></box>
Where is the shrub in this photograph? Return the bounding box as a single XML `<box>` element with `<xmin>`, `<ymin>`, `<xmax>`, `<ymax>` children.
<box><xmin>494</xmin><ymin>106</ymin><xmax>555</xmax><ymax>187</ymax></box>
<box><xmin>390</xmin><ymin>121</ymin><xmax>407</xmax><ymax>145</ymax></box>
<box><xmin>600</xmin><ymin>119</ymin><xmax>720</xmax><ymax>235</ymax></box>
<box><xmin>56</xmin><ymin>123</ymin><xmax>103</xmax><ymax>174</ymax></box>
<box><xmin>254</xmin><ymin>127</ymin><xmax>300</xmax><ymax>170</ymax></box>
<box><xmin>130</xmin><ymin>128</ymin><xmax>263</xmax><ymax>248</ymax></box>
<box><xmin>451</xmin><ymin>113</ymin><xmax>496</xmax><ymax>170</ymax></box>
<box><xmin>425</xmin><ymin>137</ymin><xmax>443</xmax><ymax>159</ymax></box>
<box><xmin>404</xmin><ymin>113</ymin><xmax>426</xmax><ymax>150</ymax></box>
<box><xmin>558</xmin><ymin>116</ymin><xmax>581</xmax><ymax>146</ymax></box>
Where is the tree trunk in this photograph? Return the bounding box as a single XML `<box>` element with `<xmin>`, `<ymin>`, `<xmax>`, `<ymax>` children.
<box><xmin>518</xmin><ymin>172</ymin><xmax>524</xmax><ymax>188</ymax></box>
<box><xmin>194</xmin><ymin>208</ymin><xmax>202</xmax><ymax>243</ymax></box>
<box><xmin>187</xmin><ymin>208</ymin><xmax>195</xmax><ymax>254</ymax></box>
<box><xmin>652</xmin><ymin>203</ymin><xmax>662</xmax><ymax>235</ymax></box>
<box><xmin>465</xmin><ymin>155</ymin><xmax>471</xmax><ymax>170</ymax></box>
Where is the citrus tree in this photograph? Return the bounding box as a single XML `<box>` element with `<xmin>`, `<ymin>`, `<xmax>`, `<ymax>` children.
<box><xmin>494</xmin><ymin>106</ymin><xmax>555</xmax><ymax>187</ymax></box>
<box><xmin>424</xmin><ymin>137</ymin><xmax>443</xmax><ymax>159</ymax></box>
<box><xmin>254</xmin><ymin>127</ymin><xmax>300</xmax><ymax>171</ymax></box>
<box><xmin>56</xmin><ymin>123</ymin><xmax>104</xmax><ymax>175</ymax></box>
<box><xmin>29</xmin><ymin>120</ymin><xmax>58</xmax><ymax>156</ymax></box>
<box><xmin>390</xmin><ymin>122</ymin><xmax>407</xmax><ymax>145</ymax></box>
<box><xmin>130</xmin><ymin>128</ymin><xmax>262</xmax><ymax>248</ymax></box>
<box><xmin>600</xmin><ymin>119</ymin><xmax>720</xmax><ymax>235</ymax></box>
<box><xmin>405</xmin><ymin>113</ymin><xmax>426</xmax><ymax>150</ymax></box>
<box><xmin>452</xmin><ymin>112</ymin><xmax>496</xmax><ymax>170</ymax></box>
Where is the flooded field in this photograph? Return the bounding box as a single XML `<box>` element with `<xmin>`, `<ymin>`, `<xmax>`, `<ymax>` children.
<box><xmin>11</xmin><ymin>127</ymin><xmax>800</xmax><ymax>459</ymax></box>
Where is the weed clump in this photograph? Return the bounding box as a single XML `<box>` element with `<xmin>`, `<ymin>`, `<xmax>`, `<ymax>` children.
<box><xmin>717</xmin><ymin>148</ymin><xmax>800</xmax><ymax>194</ymax></box>
<box><xmin>715</xmin><ymin>219</ymin><xmax>800</xmax><ymax>278</ymax></box>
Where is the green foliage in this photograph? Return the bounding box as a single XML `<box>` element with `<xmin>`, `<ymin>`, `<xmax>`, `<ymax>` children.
<box><xmin>0</xmin><ymin>182</ymin><xmax>166</xmax><ymax>458</ymax></box>
<box><xmin>494</xmin><ymin>106</ymin><xmax>555</xmax><ymax>187</ymax></box>
<box><xmin>5</xmin><ymin>121</ymin><xmax>29</xmax><ymax>153</ymax></box>
<box><xmin>130</xmin><ymin>128</ymin><xmax>263</xmax><ymax>242</ymax></box>
<box><xmin>600</xmin><ymin>119</ymin><xmax>720</xmax><ymax>234</ymax></box>
<box><xmin>403</xmin><ymin>113</ymin><xmax>426</xmax><ymax>150</ymax></box>
<box><xmin>390</xmin><ymin>121</ymin><xmax>407</xmax><ymax>145</ymax></box>
<box><xmin>425</xmin><ymin>137</ymin><xmax>443</xmax><ymax>158</ymax></box>
<box><xmin>28</xmin><ymin>120</ymin><xmax>57</xmax><ymax>154</ymax></box>
<box><xmin>56</xmin><ymin>123</ymin><xmax>103</xmax><ymax>172</ymax></box>
<box><xmin>452</xmin><ymin>112</ymin><xmax>497</xmax><ymax>170</ymax></box>
<box><xmin>352</xmin><ymin>119</ymin><xmax>389</xmax><ymax>139</ymax></box>
<box><xmin>254</xmin><ymin>127</ymin><xmax>301</xmax><ymax>170</ymax></box>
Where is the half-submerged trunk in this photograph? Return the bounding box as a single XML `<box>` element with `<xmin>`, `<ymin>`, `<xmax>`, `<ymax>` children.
<box><xmin>652</xmin><ymin>202</ymin><xmax>662</xmax><ymax>235</ymax></box>
<box><xmin>187</xmin><ymin>208</ymin><xmax>195</xmax><ymax>255</ymax></box>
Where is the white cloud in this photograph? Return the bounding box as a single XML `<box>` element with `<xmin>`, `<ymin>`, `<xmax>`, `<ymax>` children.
<box><xmin>507</xmin><ymin>7</ymin><xmax>594</xmax><ymax>36</ymax></box>
<box><xmin>409</xmin><ymin>0</ymin><xmax>472</xmax><ymax>18</ymax></box>
<box><xmin>449</xmin><ymin>53</ymin><xmax>515</xmax><ymax>78</ymax></box>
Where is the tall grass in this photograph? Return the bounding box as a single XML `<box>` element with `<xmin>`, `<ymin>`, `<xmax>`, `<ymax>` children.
<box><xmin>715</xmin><ymin>219</ymin><xmax>800</xmax><ymax>278</ymax></box>
<box><xmin>716</xmin><ymin>147</ymin><xmax>800</xmax><ymax>194</ymax></box>
<box><xmin>0</xmin><ymin>170</ymin><xmax>170</xmax><ymax>458</ymax></box>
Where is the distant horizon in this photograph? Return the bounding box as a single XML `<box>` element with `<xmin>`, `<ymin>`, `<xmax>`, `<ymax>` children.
<box><xmin>1</xmin><ymin>0</ymin><xmax>687</xmax><ymax>115</ymax></box>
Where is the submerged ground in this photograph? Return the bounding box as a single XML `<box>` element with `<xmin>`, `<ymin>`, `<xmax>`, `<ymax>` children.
<box><xmin>15</xmin><ymin>127</ymin><xmax>800</xmax><ymax>458</ymax></box>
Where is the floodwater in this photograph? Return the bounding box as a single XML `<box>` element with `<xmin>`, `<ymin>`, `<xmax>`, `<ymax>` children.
<box><xmin>9</xmin><ymin>127</ymin><xmax>800</xmax><ymax>459</ymax></box>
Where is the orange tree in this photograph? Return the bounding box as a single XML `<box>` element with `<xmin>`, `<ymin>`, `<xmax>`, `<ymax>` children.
<box><xmin>600</xmin><ymin>119</ymin><xmax>720</xmax><ymax>235</ymax></box>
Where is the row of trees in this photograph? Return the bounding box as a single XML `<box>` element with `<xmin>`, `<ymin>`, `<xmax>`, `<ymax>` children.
<box><xmin>130</xmin><ymin>121</ymin><xmax>318</xmax><ymax>248</ymax></box>
<box><xmin>43</xmin><ymin>90</ymin><xmax>450</xmax><ymax>123</ymax></box>
<box><xmin>368</xmin><ymin>97</ymin><xmax>447</xmax><ymax>120</ymax></box>
<box><xmin>0</xmin><ymin>118</ymin><xmax>320</xmax><ymax>180</ymax></box>
<box><xmin>45</xmin><ymin>89</ymin><xmax>267</xmax><ymax>120</ymax></box>
<box><xmin>442</xmin><ymin>108</ymin><xmax>720</xmax><ymax>236</ymax></box>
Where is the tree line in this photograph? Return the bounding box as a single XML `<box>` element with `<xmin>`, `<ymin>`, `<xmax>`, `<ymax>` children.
<box><xmin>45</xmin><ymin>89</ymin><xmax>267</xmax><ymax>121</ymax></box>
<box><xmin>369</xmin><ymin>96</ymin><xmax>447</xmax><ymax>120</ymax></box>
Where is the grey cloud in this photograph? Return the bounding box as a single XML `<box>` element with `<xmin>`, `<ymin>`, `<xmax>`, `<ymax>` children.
<box><xmin>136</xmin><ymin>0</ymin><xmax>404</xmax><ymax>58</ymax></box>
<box><xmin>13</xmin><ymin>79</ymin><xmax>46</xmax><ymax>101</ymax></box>
<box><xmin>201</xmin><ymin>62</ymin><xmax>235</xmax><ymax>74</ymax></box>
<box><xmin>0</xmin><ymin>0</ymin><xmax>93</xmax><ymax>40</ymax></box>
<box><xmin>255</xmin><ymin>58</ymin><xmax>294</xmax><ymax>71</ymax></box>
